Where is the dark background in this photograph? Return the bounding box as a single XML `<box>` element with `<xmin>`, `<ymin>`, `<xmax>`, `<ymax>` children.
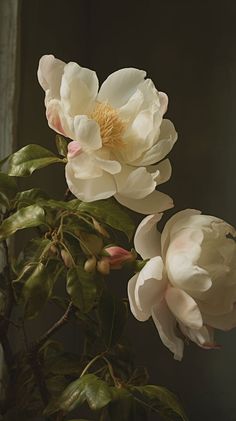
<box><xmin>18</xmin><ymin>1</ymin><xmax>236</xmax><ymax>420</ymax></box>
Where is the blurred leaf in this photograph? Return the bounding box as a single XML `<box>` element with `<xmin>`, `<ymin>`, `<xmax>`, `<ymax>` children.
<box><xmin>67</xmin><ymin>265</ymin><xmax>98</xmax><ymax>313</ymax></box>
<box><xmin>45</xmin><ymin>352</ymin><xmax>82</xmax><ymax>376</ymax></box>
<box><xmin>8</xmin><ymin>144</ymin><xmax>64</xmax><ymax>177</ymax></box>
<box><xmin>22</xmin><ymin>261</ymin><xmax>59</xmax><ymax>319</ymax></box>
<box><xmin>131</xmin><ymin>385</ymin><xmax>188</xmax><ymax>421</ymax></box>
<box><xmin>98</xmin><ymin>290</ymin><xmax>128</xmax><ymax>348</ymax></box>
<box><xmin>78</xmin><ymin>198</ymin><xmax>135</xmax><ymax>240</ymax></box>
<box><xmin>0</xmin><ymin>205</ymin><xmax>45</xmax><ymax>241</ymax></box>
<box><xmin>0</xmin><ymin>172</ymin><xmax>17</xmax><ymax>197</ymax></box>
<box><xmin>45</xmin><ymin>374</ymin><xmax>113</xmax><ymax>414</ymax></box>
<box><xmin>55</xmin><ymin>135</ymin><xmax>68</xmax><ymax>157</ymax></box>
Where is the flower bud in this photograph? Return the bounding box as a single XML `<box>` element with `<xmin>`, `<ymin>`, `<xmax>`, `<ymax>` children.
<box><xmin>84</xmin><ymin>256</ymin><xmax>97</xmax><ymax>273</ymax></box>
<box><xmin>61</xmin><ymin>249</ymin><xmax>73</xmax><ymax>268</ymax></box>
<box><xmin>104</xmin><ymin>246</ymin><xmax>135</xmax><ymax>269</ymax></box>
<box><xmin>50</xmin><ymin>244</ymin><xmax>57</xmax><ymax>255</ymax></box>
<box><xmin>97</xmin><ymin>258</ymin><xmax>110</xmax><ymax>275</ymax></box>
<box><xmin>92</xmin><ymin>218</ymin><xmax>109</xmax><ymax>238</ymax></box>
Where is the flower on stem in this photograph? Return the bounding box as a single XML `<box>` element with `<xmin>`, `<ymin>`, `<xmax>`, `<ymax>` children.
<box><xmin>104</xmin><ymin>246</ymin><xmax>136</xmax><ymax>269</ymax></box>
<box><xmin>38</xmin><ymin>55</ymin><xmax>177</xmax><ymax>214</ymax></box>
<box><xmin>128</xmin><ymin>210</ymin><xmax>236</xmax><ymax>360</ymax></box>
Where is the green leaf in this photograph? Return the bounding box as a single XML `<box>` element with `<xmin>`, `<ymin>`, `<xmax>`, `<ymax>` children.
<box><xmin>22</xmin><ymin>262</ymin><xmax>57</xmax><ymax>319</ymax></box>
<box><xmin>45</xmin><ymin>352</ymin><xmax>82</xmax><ymax>375</ymax></box>
<box><xmin>78</xmin><ymin>198</ymin><xmax>135</xmax><ymax>240</ymax></box>
<box><xmin>66</xmin><ymin>265</ymin><xmax>98</xmax><ymax>313</ymax></box>
<box><xmin>37</xmin><ymin>198</ymin><xmax>81</xmax><ymax>211</ymax></box>
<box><xmin>55</xmin><ymin>135</ymin><xmax>68</xmax><ymax>157</ymax></box>
<box><xmin>7</xmin><ymin>144</ymin><xmax>64</xmax><ymax>177</ymax></box>
<box><xmin>98</xmin><ymin>289</ymin><xmax>128</xmax><ymax>348</ymax></box>
<box><xmin>45</xmin><ymin>374</ymin><xmax>113</xmax><ymax>414</ymax></box>
<box><xmin>0</xmin><ymin>204</ymin><xmax>45</xmax><ymax>241</ymax></box>
<box><xmin>131</xmin><ymin>385</ymin><xmax>188</xmax><ymax>421</ymax></box>
<box><xmin>14</xmin><ymin>188</ymin><xmax>49</xmax><ymax>208</ymax></box>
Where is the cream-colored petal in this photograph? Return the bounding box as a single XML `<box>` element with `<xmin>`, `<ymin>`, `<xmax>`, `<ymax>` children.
<box><xmin>67</xmin><ymin>153</ymin><xmax>102</xmax><ymax>179</ymax></box>
<box><xmin>131</xmin><ymin>119</ymin><xmax>177</xmax><ymax>166</ymax></box>
<box><xmin>98</xmin><ymin>68</ymin><xmax>146</xmax><ymax>108</ymax></box>
<box><xmin>165</xmin><ymin>287</ymin><xmax>203</xmax><ymax>329</ymax></box>
<box><xmin>161</xmin><ymin>209</ymin><xmax>201</xmax><ymax>258</ymax></box>
<box><xmin>115</xmin><ymin>190</ymin><xmax>173</xmax><ymax>214</ymax></box>
<box><xmin>65</xmin><ymin>163</ymin><xmax>116</xmax><ymax>201</ymax></box>
<box><xmin>128</xmin><ymin>273</ymin><xmax>150</xmax><ymax>321</ymax></box>
<box><xmin>73</xmin><ymin>115</ymin><xmax>102</xmax><ymax>150</ymax></box>
<box><xmin>37</xmin><ymin>55</ymin><xmax>65</xmax><ymax>101</ymax></box>
<box><xmin>151</xmin><ymin>300</ymin><xmax>184</xmax><ymax>361</ymax></box>
<box><xmin>45</xmin><ymin>99</ymin><xmax>73</xmax><ymax>138</ymax></box>
<box><xmin>203</xmin><ymin>307</ymin><xmax>236</xmax><ymax>331</ymax></box>
<box><xmin>114</xmin><ymin>166</ymin><xmax>156</xmax><ymax>199</ymax></box>
<box><xmin>61</xmin><ymin>61</ymin><xmax>98</xmax><ymax>116</ymax></box>
<box><xmin>135</xmin><ymin>257</ymin><xmax>166</xmax><ymax>314</ymax></box>
<box><xmin>134</xmin><ymin>214</ymin><xmax>163</xmax><ymax>259</ymax></box>
<box><xmin>148</xmin><ymin>159</ymin><xmax>172</xmax><ymax>185</ymax></box>
<box><xmin>95</xmin><ymin>156</ymin><xmax>121</xmax><ymax>174</ymax></box>
<box><xmin>179</xmin><ymin>324</ymin><xmax>216</xmax><ymax>349</ymax></box>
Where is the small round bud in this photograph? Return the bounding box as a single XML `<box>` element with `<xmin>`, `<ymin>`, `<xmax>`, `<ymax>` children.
<box><xmin>84</xmin><ymin>256</ymin><xmax>97</xmax><ymax>273</ymax></box>
<box><xmin>61</xmin><ymin>249</ymin><xmax>73</xmax><ymax>268</ymax></box>
<box><xmin>92</xmin><ymin>218</ymin><xmax>109</xmax><ymax>238</ymax></box>
<box><xmin>97</xmin><ymin>258</ymin><xmax>110</xmax><ymax>275</ymax></box>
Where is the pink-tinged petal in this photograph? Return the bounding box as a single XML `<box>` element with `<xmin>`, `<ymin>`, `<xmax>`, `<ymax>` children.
<box><xmin>151</xmin><ymin>300</ymin><xmax>184</xmax><ymax>361</ymax></box>
<box><xmin>135</xmin><ymin>256</ymin><xmax>166</xmax><ymax>314</ymax></box>
<box><xmin>65</xmin><ymin>163</ymin><xmax>116</xmax><ymax>201</ymax></box>
<box><xmin>179</xmin><ymin>324</ymin><xmax>218</xmax><ymax>349</ymax></box>
<box><xmin>98</xmin><ymin>68</ymin><xmax>146</xmax><ymax>108</ymax></box>
<box><xmin>46</xmin><ymin>100</ymin><xmax>73</xmax><ymax>137</ymax></box>
<box><xmin>37</xmin><ymin>55</ymin><xmax>65</xmax><ymax>100</ymax></box>
<box><xmin>73</xmin><ymin>115</ymin><xmax>102</xmax><ymax>150</ymax></box>
<box><xmin>105</xmin><ymin>246</ymin><xmax>134</xmax><ymax>268</ymax></box>
<box><xmin>161</xmin><ymin>209</ymin><xmax>201</xmax><ymax>258</ymax></box>
<box><xmin>165</xmin><ymin>228</ymin><xmax>212</xmax><ymax>293</ymax></box>
<box><xmin>128</xmin><ymin>273</ymin><xmax>150</xmax><ymax>321</ymax></box>
<box><xmin>165</xmin><ymin>287</ymin><xmax>203</xmax><ymax>329</ymax></box>
<box><xmin>67</xmin><ymin>141</ymin><xmax>82</xmax><ymax>159</ymax></box>
<box><xmin>115</xmin><ymin>190</ymin><xmax>173</xmax><ymax>215</ymax></box>
<box><xmin>134</xmin><ymin>214</ymin><xmax>163</xmax><ymax>259</ymax></box>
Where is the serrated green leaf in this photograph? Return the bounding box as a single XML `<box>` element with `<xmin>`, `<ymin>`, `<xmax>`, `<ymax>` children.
<box><xmin>0</xmin><ymin>172</ymin><xmax>17</xmax><ymax>208</ymax></box>
<box><xmin>66</xmin><ymin>265</ymin><xmax>97</xmax><ymax>313</ymax></box>
<box><xmin>0</xmin><ymin>205</ymin><xmax>45</xmax><ymax>241</ymax></box>
<box><xmin>78</xmin><ymin>198</ymin><xmax>135</xmax><ymax>240</ymax></box>
<box><xmin>98</xmin><ymin>290</ymin><xmax>128</xmax><ymax>348</ymax></box>
<box><xmin>45</xmin><ymin>374</ymin><xmax>113</xmax><ymax>415</ymax></box>
<box><xmin>22</xmin><ymin>261</ymin><xmax>58</xmax><ymax>319</ymax></box>
<box><xmin>7</xmin><ymin>144</ymin><xmax>64</xmax><ymax>177</ymax></box>
<box><xmin>131</xmin><ymin>385</ymin><xmax>188</xmax><ymax>421</ymax></box>
<box><xmin>55</xmin><ymin>135</ymin><xmax>69</xmax><ymax>157</ymax></box>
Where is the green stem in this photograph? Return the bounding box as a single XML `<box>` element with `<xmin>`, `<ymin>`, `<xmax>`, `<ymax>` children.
<box><xmin>80</xmin><ymin>353</ymin><xmax>105</xmax><ymax>377</ymax></box>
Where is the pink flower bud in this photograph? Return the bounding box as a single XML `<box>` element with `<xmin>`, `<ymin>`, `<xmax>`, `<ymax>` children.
<box><xmin>105</xmin><ymin>246</ymin><xmax>134</xmax><ymax>269</ymax></box>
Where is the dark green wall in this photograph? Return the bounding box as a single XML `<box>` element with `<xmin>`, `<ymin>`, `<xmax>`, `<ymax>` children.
<box><xmin>18</xmin><ymin>1</ymin><xmax>236</xmax><ymax>420</ymax></box>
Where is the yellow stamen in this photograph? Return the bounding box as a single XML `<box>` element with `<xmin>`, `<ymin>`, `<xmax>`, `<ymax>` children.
<box><xmin>90</xmin><ymin>102</ymin><xmax>125</xmax><ymax>148</ymax></box>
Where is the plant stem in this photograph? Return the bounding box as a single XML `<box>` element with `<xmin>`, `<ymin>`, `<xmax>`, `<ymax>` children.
<box><xmin>80</xmin><ymin>353</ymin><xmax>105</xmax><ymax>377</ymax></box>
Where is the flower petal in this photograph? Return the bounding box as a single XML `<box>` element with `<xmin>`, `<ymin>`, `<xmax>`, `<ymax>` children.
<box><xmin>128</xmin><ymin>273</ymin><xmax>150</xmax><ymax>321</ymax></box>
<box><xmin>152</xmin><ymin>300</ymin><xmax>184</xmax><ymax>360</ymax></box>
<box><xmin>179</xmin><ymin>324</ymin><xmax>217</xmax><ymax>349</ymax></box>
<box><xmin>73</xmin><ymin>115</ymin><xmax>102</xmax><ymax>150</ymax></box>
<box><xmin>115</xmin><ymin>190</ymin><xmax>173</xmax><ymax>214</ymax></box>
<box><xmin>165</xmin><ymin>287</ymin><xmax>203</xmax><ymax>329</ymax></box>
<box><xmin>65</xmin><ymin>163</ymin><xmax>116</xmax><ymax>201</ymax></box>
<box><xmin>61</xmin><ymin>61</ymin><xmax>98</xmax><ymax>116</ymax></box>
<box><xmin>114</xmin><ymin>166</ymin><xmax>156</xmax><ymax>199</ymax></box>
<box><xmin>148</xmin><ymin>159</ymin><xmax>172</xmax><ymax>185</ymax></box>
<box><xmin>98</xmin><ymin>68</ymin><xmax>146</xmax><ymax>108</ymax></box>
<box><xmin>203</xmin><ymin>307</ymin><xmax>236</xmax><ymax>331</ymax></box>
<box><xmin>135</xmin><ymin>256</ymin><xmax>166</xmax><ymax>315</ymax></box>
<box><xmin>131</xmin><ymin>119</ymin><xmax>178</xmax><ymax>166</ymax></box>
<box><xmin>37</xmin><ymin>55</ymin><xmax>65</xmax><ymax>101</ymax></box>
<box><xmin>134</xmin><ymin>214</ymin><xmax>163</xmax><ymax>259</ymax></box>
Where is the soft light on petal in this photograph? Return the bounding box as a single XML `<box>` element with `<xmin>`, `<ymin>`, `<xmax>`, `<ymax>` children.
<box><xmin>165</xmin><ymin>287</ymin><xmax>203</xmax><ymax>329</ymax></box>
<box><xmin>134</xmin><ymin>214</ymin><xmax>163</xmax><ymax>259</ymax></box>
<box><xmin>73</xmin><ymin>115</ymin><xmax>102</xmax><ymax>150</ymax></box>
<box><xmin>115</xmin><ymin>190</ymin><xmax>173</xmax><ymax>215</ymax></box>
<box><xmin>128</xmin><ymin>273</ymin><xmax>150</xmax><ymax>321</ymax></box>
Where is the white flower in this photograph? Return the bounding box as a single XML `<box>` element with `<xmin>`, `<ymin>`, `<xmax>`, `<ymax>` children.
<box><xmin>128</xmin><ymin>209</ymin><xmax>236</xmax><ymax>360</ymax></box>
<box><xmin>37</xmin><ymin>55</ymin><xmax>177</xmax><ymax>214</ymax></box>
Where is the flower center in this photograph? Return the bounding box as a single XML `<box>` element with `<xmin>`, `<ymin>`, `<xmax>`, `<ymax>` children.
<box><xmin>90</xmin><ymin>102</ymin><xmax>125</xmax><ymax>148</ymax></box>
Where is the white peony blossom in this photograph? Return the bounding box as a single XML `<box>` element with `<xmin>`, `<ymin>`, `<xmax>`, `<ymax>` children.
<box><xmin>128</xmin><ymin>209</ymin><xmax>236</xmax><ymax>360</ymax></box>
<box><xmin>37</xmin><ymin>55</ymin><xmax>177</xmax><ymax>214</ymax></box>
